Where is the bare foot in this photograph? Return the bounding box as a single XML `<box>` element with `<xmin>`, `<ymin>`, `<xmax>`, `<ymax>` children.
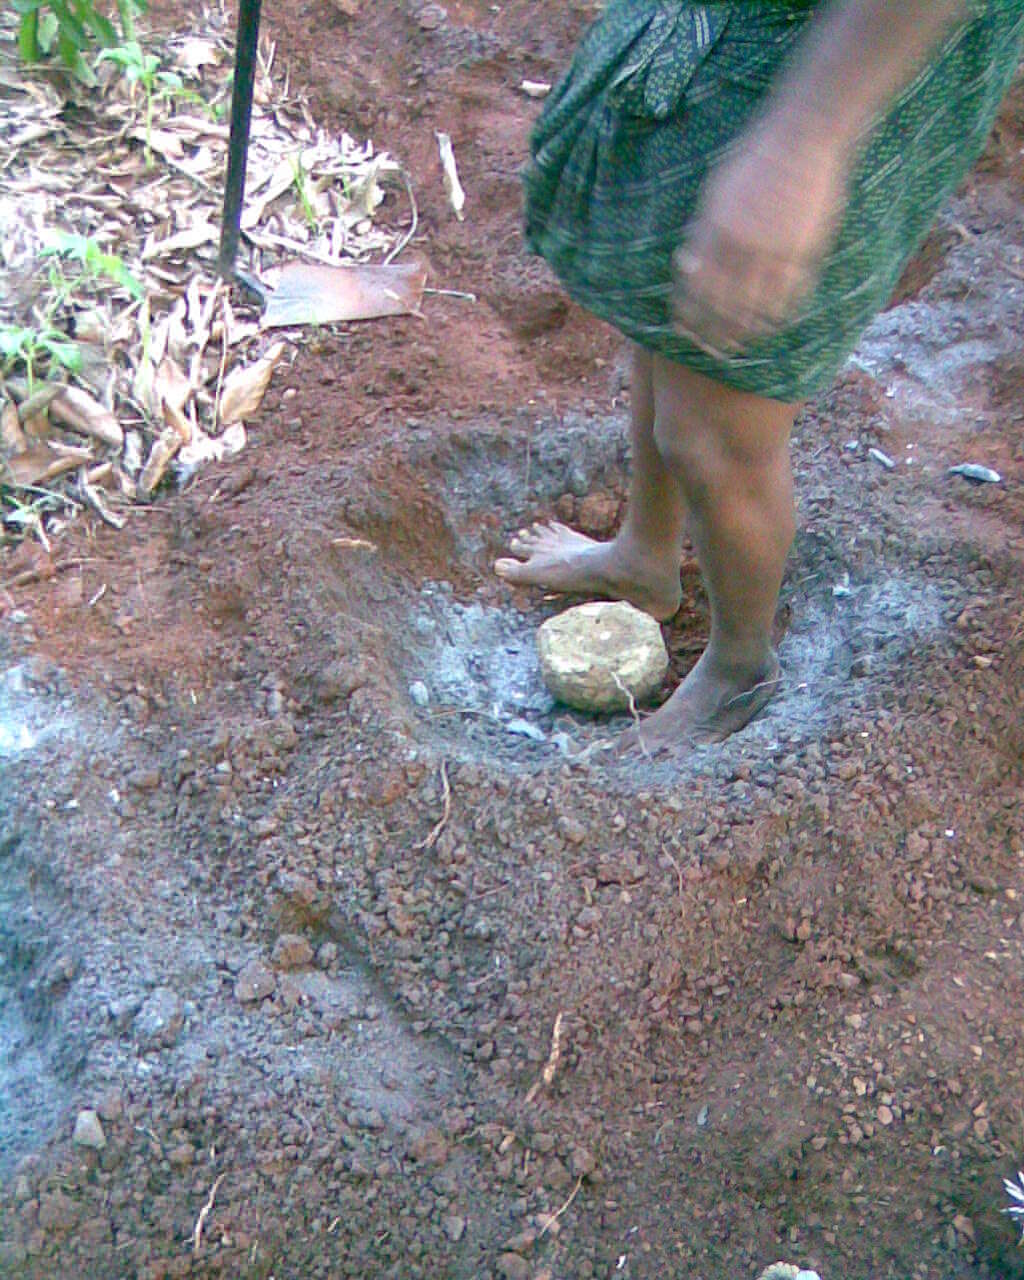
<box><xmin>620</xmin><ymin>650</ymin><xmax>781</xmax><ymax>756</ymax></box>
<box><xmin>494</xmin><ymin>522</ymin><xmax>682</xmax><ymax>621</ymax></box>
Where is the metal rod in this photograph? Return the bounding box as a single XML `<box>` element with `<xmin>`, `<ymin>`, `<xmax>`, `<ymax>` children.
<box><xmin>217</xmin><ymin>0</ymin><xmax>263</xmax><ymax>280</ymax></box>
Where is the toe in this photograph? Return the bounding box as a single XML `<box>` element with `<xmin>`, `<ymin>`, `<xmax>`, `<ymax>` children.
<box><xmin>494</xmin><ymin>557</ymin><xmax>528</xmax><ymax>583</ymax></box>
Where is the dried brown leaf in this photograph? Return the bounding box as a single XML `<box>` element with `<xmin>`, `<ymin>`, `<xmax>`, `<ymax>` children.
<box><xmin>1</xmin><ymin>400</ymin><xmax>26</xmax><ymax>454</ymax></box>
<box><xmin>50</xmin><ymin>386</ymin><xmax>125</xmax><ymax>449</ymax></box>
<box><xmin>171</xmin><ymin>39</ymin><xmax>223</xmax><ymax>76</ymax></box>
<box><xmin>262</xmin><ymin>260</ymin><xmax>427</xmax><ymax>328</ymax></box>
<box><xmin>154</xmin><ymin>357</ymin><xmax>192</xmax><ymax>415</ymax></box>
<box><xmin>3</xmin><ymin>443</ymin><xmax>92</xmax><ymax>488</ymax></box>
<box><xmin>79</xmin><ymin>473</ymin><xmax>127</xmax><ymax>529</ymax></box>
<box><xmin>218</xmin><ymin>342</ymin><xmax>287</xmax><ymax>426</ymax></box>
<box><xmin>142</xmin><ymin>221</ymin><xmax>218</xmax><ymax>261</ymax></box>
<box><xmin>138</xmin><ymin>426</ymin><xmax>183</xmax><ymax>499</ymax></box>
<box><xmin>15</xmin><ymin>384</ymin><xmax>63</xmax><ymax>422</ymax></box>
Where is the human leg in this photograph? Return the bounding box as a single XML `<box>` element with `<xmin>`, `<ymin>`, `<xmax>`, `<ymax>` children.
<box><xmin>622</xmin><ymin>356</ymin><xmax>799</xmax><ymax>751</ymax></box>
<box><xmin>494</xmin><ymin>345</ymin><xmax>686</xmax><ymax>621</ymax></box>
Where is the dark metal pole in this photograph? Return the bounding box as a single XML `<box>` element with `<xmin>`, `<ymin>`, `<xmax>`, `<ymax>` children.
<box><xmin>218</xmin><ymin>0</ymin><xmax>263</xmax><ymax>280</ymax></box>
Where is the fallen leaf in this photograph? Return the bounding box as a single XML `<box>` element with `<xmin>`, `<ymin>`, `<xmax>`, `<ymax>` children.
<box><xmin>178</xmin><ymin>421</ymin><xmax>246</xmax><ymax>468</ymax></box>
<box><xmin>142</xmin><ymin>220</ymin><xmax>218</xmax><ymax>260</ymax></box>
<box><xmin>154</xmin><ymin>356</ymin><xmax>192</xmax><ymax>415</ymax></box>
<box><xmin>138</xmin><ymin>425</ymin><xmax>183</xmax><ymax>498</ymax></box>
<box><xmin>262</xmin><ymin>260</ymin><xmax>427</xmax><ymax>328</ymax></box>
<box><xmin>1</xmin><ymin>399</ymin><xmax>26</xmax><ymax>454</ymax></box>
<box><xmin>436</xmin><ymin>131</ymin><xmax>466</xmax><ymax>221</ymax></box>
<box><xmin>172</xmin><ymin>40</ymin><xmax>223</xmax><ymax>75</ymax></box>
<box><xmin>79</xmin><ymin>472</ymin><xmax>126</xmax><ymax>529</ymax></box>
<box><xmin>50</xmin><ymin>386</ymin><xmax>125</xmax><ymax>449</ymax></box>
<box><xmin>218</xmin><ymin>342</ymin><xmax>287</xmax><ymax>426</ymax></box>
<box><xmin>3</xmin><ymin>443</ymin><xmax>92</xmax><ymax>487</ymax></box>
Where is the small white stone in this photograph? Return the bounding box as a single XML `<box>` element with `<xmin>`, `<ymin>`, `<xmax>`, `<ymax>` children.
<box><xmin>73</xmin><ymin>1109</ymin><xmax>107</xmax><ymax>1150</ymax></box>
<box><xmin>536</xmin><ymin>602</ymin><xmax>668</xmax><ymax>714</ymax></box>
<box><xmin>409</xmin><ymin>681</ymin><xmax>430</xmax><ymax>708</ymax></box>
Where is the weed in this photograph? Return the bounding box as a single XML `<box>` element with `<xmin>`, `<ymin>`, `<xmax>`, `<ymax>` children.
<box><xmin>290</xmin><ymin>154</ymin><xmax>320</xmax><ymax>233</ymax></box>
<box><xmin>13</xmin><ymin>0</ymin><xmax>147</xmax><ymax>84</ymax></box>
<box><xmin>41</xmin><ymin>232</ymin><xmax>144</xmax><ymax>302</ymax></box>
<box><xmin>96</xmin><ymin>40</ymin><xmax>185</xmax><ymax>166</ymax></box>
<box><xmin>0</xmin><ymin>324</ymin><xmax>81</xmax><ymax>393</ymax></box>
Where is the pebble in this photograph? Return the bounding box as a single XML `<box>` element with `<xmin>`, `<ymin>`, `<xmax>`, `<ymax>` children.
<box><xmin>406</xmin><ymin>1126</ymin><xmax>449</xmax><ymax>1165</ymax></box>
<box><xmin>134</xmin><ymin>986</ymin><xmax>184</xmax><ymax>1050</ymax></box>
<box><xmin>235</xmin><ymin>959</ymin><xmax>277</xmax><ymax>1003</ymax></box>
<box><xmin>72</xmin><ymin>1109</ymin><xmax>107</xmax><ymax>1150</ymax></box>
<box><xmin>576</xmin><ymin>492</ymin><xmax>619</xmax><ymax>537</ymax></box>
<box><xmin>409</xmin><ymin>681</ymin><xmax>431</xmax><ymax>708</ymax></box>
<box><xmin>271</xmin><ymin>933</ymin><xmax>314</xmax><ymax>970</ymax></box>
<box><xmin>126</xmin><ymin>767</ymin><xmax>160</xmax><ymax>792</ymax></box>
<box><xmin>496</xmin><ymin>1253</ymin><xmax>531</xmax><ymax>1280</ymax></box>
<box><xmin>537</xmin><ymin>602</ymin><xmax>668</xmax><ymax>713</ymax></box>
<box><xmin>877</xmin><ymin>1104</ymin><xmax>894</xmax><ymax>1126</ymax></box>
<box><xmin>442</xmin><ymin>1215</ymin><xmax>466</xmax><ymax>1242</ymax></box>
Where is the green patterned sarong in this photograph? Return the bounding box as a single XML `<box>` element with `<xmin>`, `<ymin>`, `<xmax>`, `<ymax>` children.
<box><xmin>524</xmin><ymin>1</ymin><xmax>1024</xmax><ymax>400</ymax></box>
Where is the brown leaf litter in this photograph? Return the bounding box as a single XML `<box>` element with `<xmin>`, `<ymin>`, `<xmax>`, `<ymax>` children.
<box><xmin>0</xmin><ymin>4</ymin><xmax>423</xmax><ymax>557</ymax></box>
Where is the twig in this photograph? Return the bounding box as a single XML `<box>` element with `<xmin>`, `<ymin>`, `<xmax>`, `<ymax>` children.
<box><xmin>383</xmin><ymin>167</ymin><xmax>419</xmax><ymax>266</ymax></box>
<box><xmin>720</xmin><ymin>675</ymin><xmax>783</xmax><ymax>713</ymax></box>
<box><xmin>423</xmin><ymin>288</ymin><xmax>477</xmax><ymax>302</ymax></box>
<box><xmin>538</xmin><ymin>1175</ymin><xmax>584</xmax><ymax>1238</ymax></box>
<box><xmin>414</xmin><ymin>760</ymin><xmax>451</xmax><ymax>851</ymax></box>
<box><xmin>331</xmin><ymin>536</ymin><xmax>377</xmax><ymax>552</ymax></box>
<box><xmin>524</xmin><ymin>1010</ymin><xmax>566</xmax><ymax>1103</ymax></box>
<box><xmin>664</xmin><ymin>848</ymin><xmax>685</xmax><ymax>900</ymax></box>
<box><xmin>612</xmin><ymin>673</ymin><xmax>651</xmax><ymax>759</ymax></box>
<box><xmin>192</xmin><ymin>1172</ymin><xmax>227</xmax><ymax>1257</ymax></box>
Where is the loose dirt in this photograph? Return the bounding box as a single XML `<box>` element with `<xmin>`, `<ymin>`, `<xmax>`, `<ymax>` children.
<box><xmin>1</xmin><ymin>4</ymin><xmax>1023</xmax><ymax>1279</ymax></box>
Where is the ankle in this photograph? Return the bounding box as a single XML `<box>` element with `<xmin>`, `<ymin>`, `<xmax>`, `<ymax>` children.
<box><xmin>703</xmin><ymin>641</ymin><xmax>777</xmax><ymax>681</ymax></box>
<box><xmin>615</xmin><ymin>524</ymin><xmax>680</xmax><ymax>574</ymax></box>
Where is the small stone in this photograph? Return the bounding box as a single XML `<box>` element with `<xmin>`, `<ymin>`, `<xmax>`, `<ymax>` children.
<box><xmin>409</xmin><ymin>680</ymin><xmax>430</xmax><ymax>708</ymax></box>
<box><xmin>317</xmin><ymin>941</ymin><xmax>338</xmax><ymax>969</ymax></box>
<box><xmin>952</xmin><ymin>1213</ymin><xmax>975</xmax><ymax>1241</ymax></box>
<box><xmin>876</xmin><ymin>1104</ymin><xmax>894</xmax><ymax>1126</ymax></box>
<box><xmin>503</xmin><ymin>1229</ymin><xmax>536</xmax><ymax>1254</ymax></box>
<box><xmin>235</xmin><ymin>959</ymin><xmax>276</xmax><ymax>1003</ymax></box>
<box><xmin>537</xmin><ymin>602</ymin><xmax>669</xmax><ymax>713</ymax></box>
<box><xmin>416</xmin><ymin>2</ymin><xmax>447</xmax><ymax>29</ymax></box>
<box><xmin>576</xmin><ymin>493</ymin><xmax>619</xmax><ymax>537</ymax></box>
<box><xmin>169</xmin><ymin>1143</ymin><xmax>194</xmax><ymax>1169</ymax></box>
<box><xmin>558</xmin><ymin>815</ymin><xmax>587</xmax><ymax>845</ymax></box>
<box><xmin>73</xmin><ymin>1110</ymin><xmax>106</xmax><ymax>1150</ymax></box>
<box><xmin>496</xmin><ymin>1253</ymin><xmax>531</xmax><ymax>1280</ymax></box>
<box><xmin>271</xmin><ymin>933</ymin><xmax>314</xmax><ymax>970</ymax></box>
<box><xmin>126</xmin><ymin>767</ymin><xmax>160</xmax><ymax>792</ymax></box>
<box><xmin>570</xmin><ymin>1146</ymin><xmax>597</xmax><ymax>1178</ymax></box>
<box><xmin>442</xmin><ymin>1215</ymin><xmax>466</xmax><ymax>1242</ymax></box>
<box><xmin>134</xmin><ymin>986</ymin><xmax>184</xmax><ymax>1050</ymax></box>
<box><xmin>406</xmin><ymin>1126</ymin><xmax>449</xmax><ymax>1165</ymax></box>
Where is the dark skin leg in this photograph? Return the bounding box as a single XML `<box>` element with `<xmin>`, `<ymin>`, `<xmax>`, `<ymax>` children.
<box><xmin>495</xmin><ymin>346</ymin><xmax>686</xmax><ymax>622</ymax></box>
<box><xmin>496</xmin><ymin>352</ymin><xmax>799</xmax><ymax>749</ymax></box>
<box><xmin>622</xmin><ymin>356</ymin><xmax>798</xmax><ymax>752</ymax></box>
